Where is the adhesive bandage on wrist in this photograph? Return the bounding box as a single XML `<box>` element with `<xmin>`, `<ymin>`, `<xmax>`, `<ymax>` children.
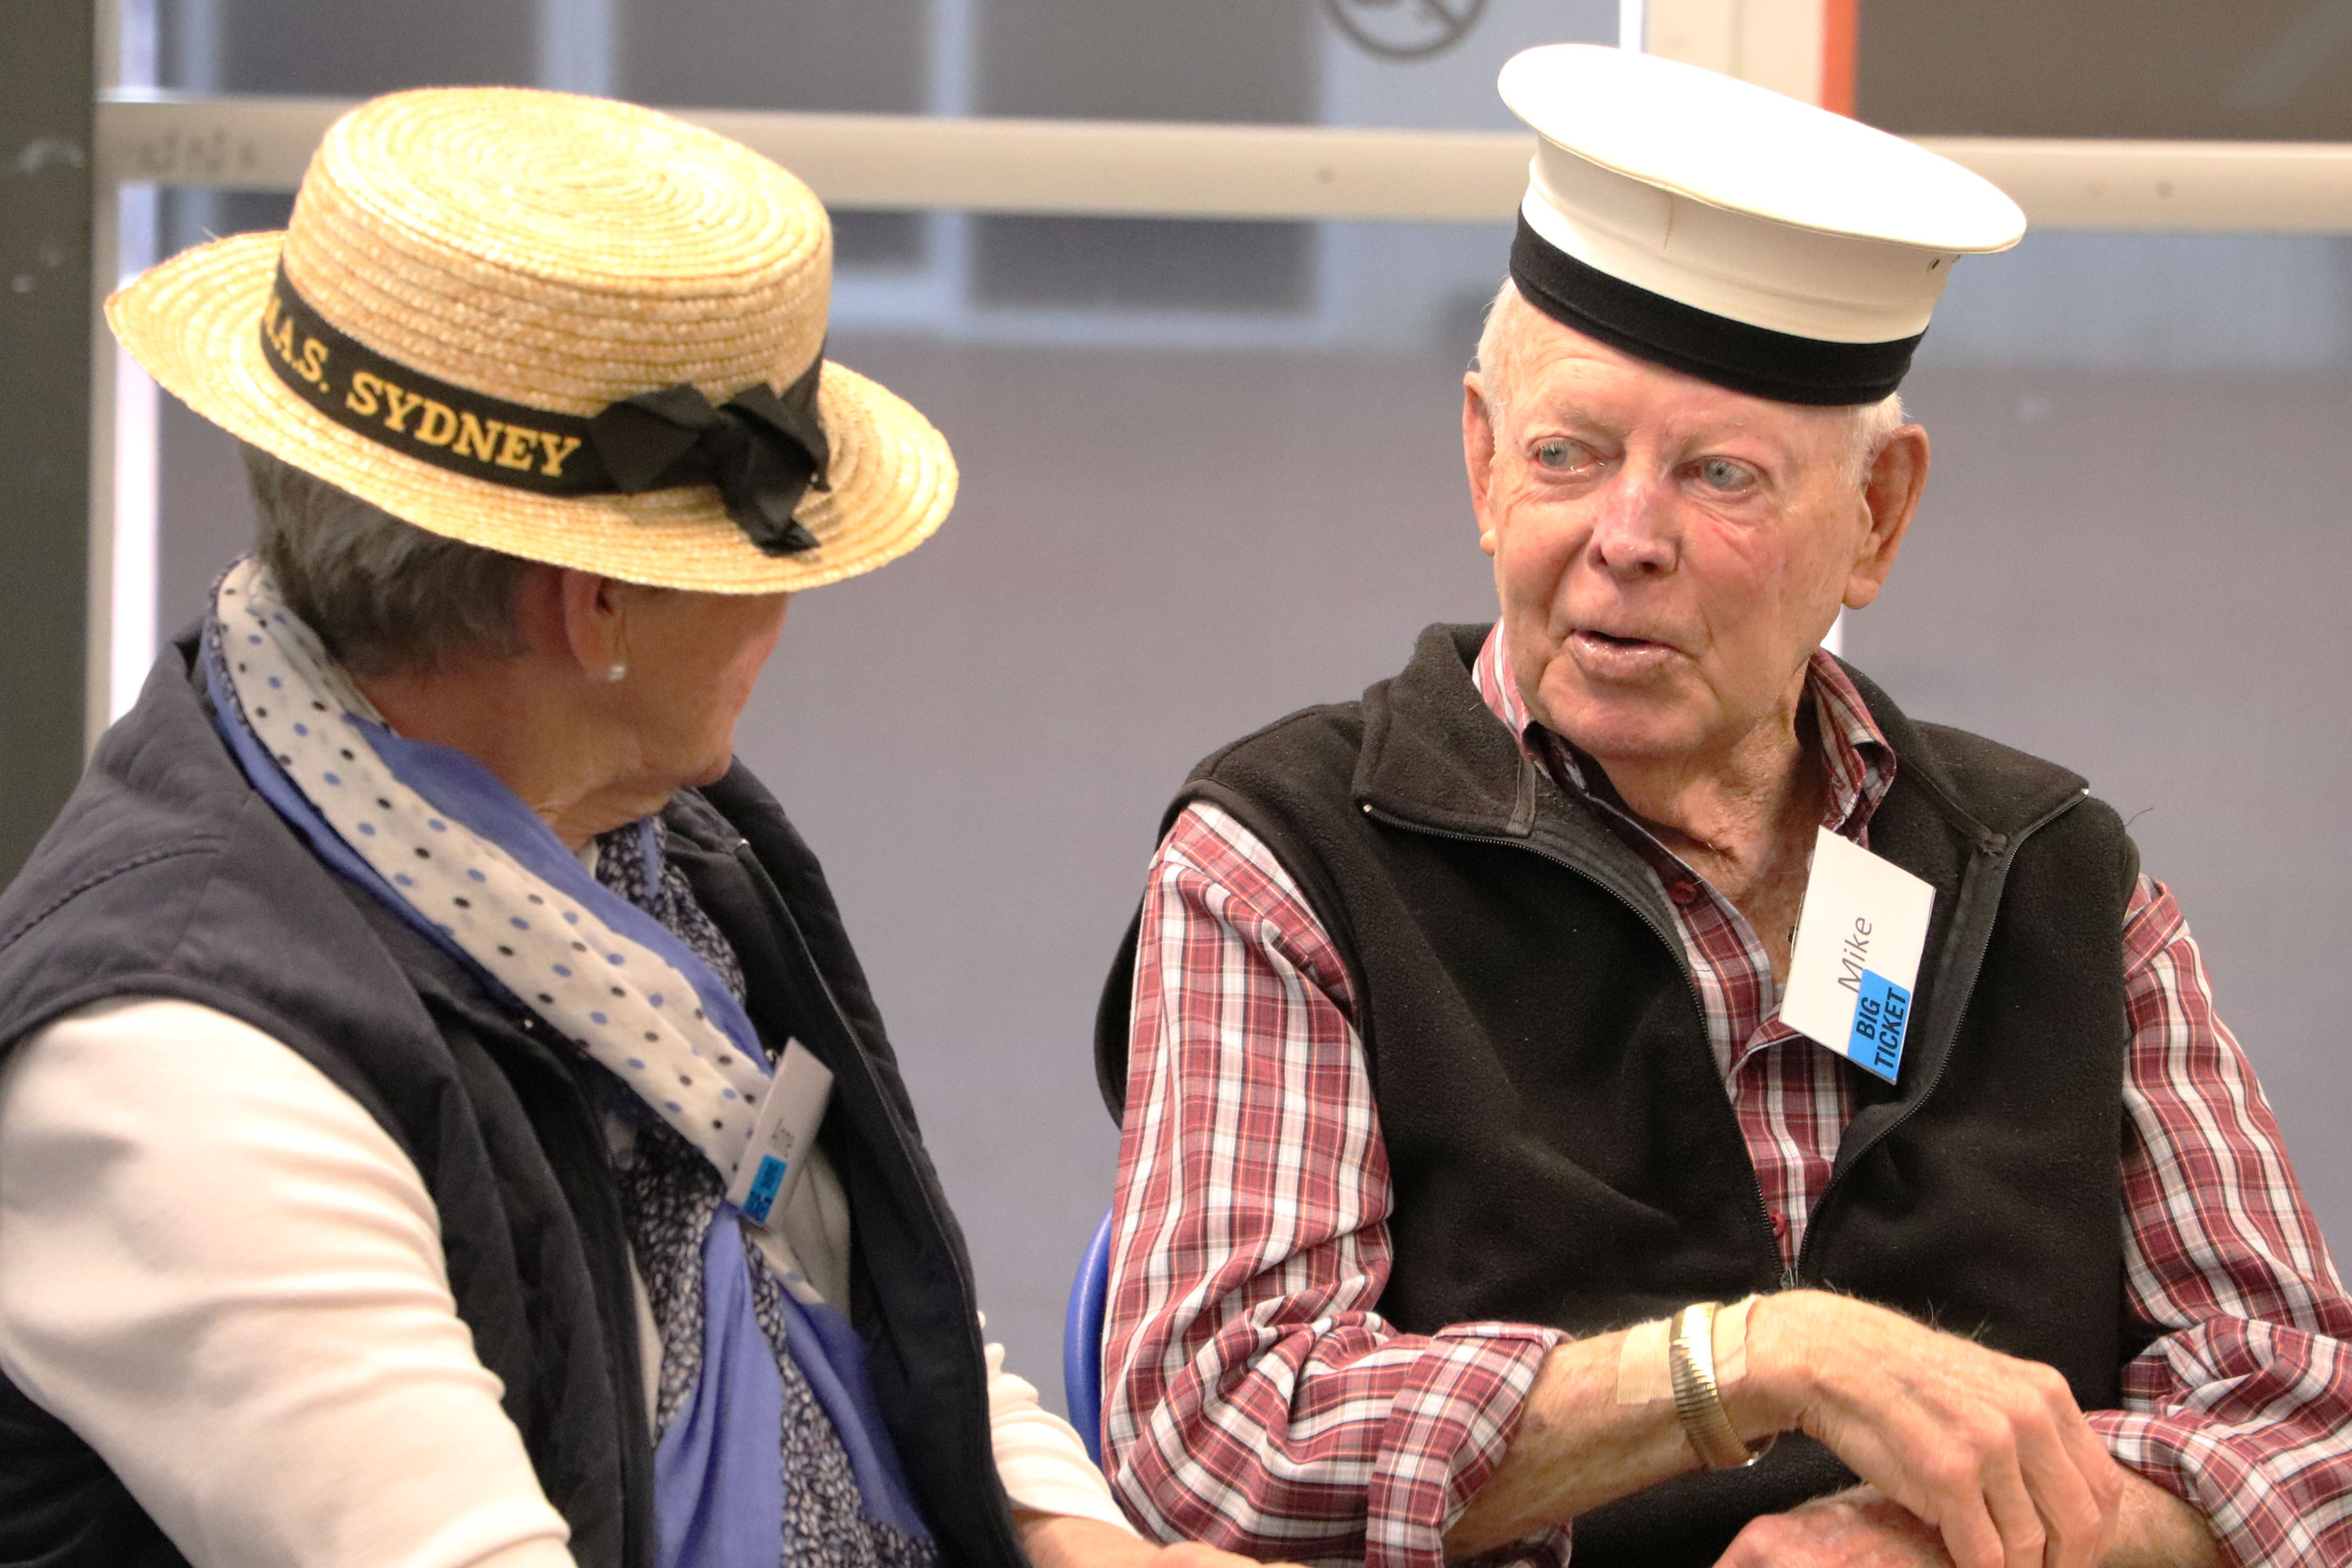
<box><xmin>1613</xmin><ymin>1293</ymin><xmax>1755</xmax><ymax>1405</ymax></box>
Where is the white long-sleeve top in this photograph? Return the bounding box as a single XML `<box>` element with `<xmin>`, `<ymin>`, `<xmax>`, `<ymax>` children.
<box><xmin>0</xmin><ymin>996</ymin><xmax>1126</xmax><ymax>1568</ymax></box>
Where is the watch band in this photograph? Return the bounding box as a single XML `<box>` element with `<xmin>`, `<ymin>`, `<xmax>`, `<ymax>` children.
<box><xmin>1668</xmin><ymin>1301</ymin><xmax>1767</xmax><ymax>1470</ymax></box>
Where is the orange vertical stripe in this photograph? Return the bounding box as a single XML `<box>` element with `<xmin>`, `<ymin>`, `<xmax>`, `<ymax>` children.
<box><xmin>1820</xmin><ymin>0</ymin><xmax>1859</xmax><ymax>114</ymax></box>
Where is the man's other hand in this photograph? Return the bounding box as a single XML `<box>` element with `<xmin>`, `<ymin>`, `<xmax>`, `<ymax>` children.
<box><xmin>1715</xmin><ymin>1486</ymin><xmax>1952</xmax><ymax>1566</ymax></box>
<box><xmin>1713</xmin><ymin>1475</ymin><xmax>2225</xmax><ymax>1568</ymax></box>
<box><xmin>1734</xmin><ymin>1293</ymin><xmax>2125</xmax><ymax>1568</ymax></box>
<box><xmin>1014</xmin><ymin>1510</ymin><xmax>1305</xmax><ymax>1568</ymax></box>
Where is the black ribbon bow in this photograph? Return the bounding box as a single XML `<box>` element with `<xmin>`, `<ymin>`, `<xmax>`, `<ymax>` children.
<box><xmin>586</xmin><ymin>354</ymin><xmax>832</xmax><ymax>556</ymax></box>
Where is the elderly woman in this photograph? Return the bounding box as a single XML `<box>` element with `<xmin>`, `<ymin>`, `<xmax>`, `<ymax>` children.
<box><xmin>0</xmin><ymin>89</ymin><xmax>1229</xmax><ymax>1568</ymax></box>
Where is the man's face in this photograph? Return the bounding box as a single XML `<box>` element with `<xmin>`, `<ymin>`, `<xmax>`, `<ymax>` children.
<box><xmin>1464</xmin><ymin>306</ymin><xmax>1919</xmax><ymax>774</ymax></box>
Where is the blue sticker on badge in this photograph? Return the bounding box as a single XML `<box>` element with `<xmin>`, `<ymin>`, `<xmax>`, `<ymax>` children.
<box><xmin>1847</xmin><ymin>970</ymin><xmax>1911</xmax><ymax>1084</ymax></box>
<box><xmin>742</xmin><ymin>1154</ymin><xmax>788</xmax><ymax>1223</ymax></box>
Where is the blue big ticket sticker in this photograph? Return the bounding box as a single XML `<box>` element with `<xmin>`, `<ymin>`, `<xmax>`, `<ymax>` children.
<box><xmin>742</xmin><ymin>1154</ymin><xmax>789</xmax><ymax>1223</ymax></box>
<box><xmin>1846</xmin><ymin>970</ymin><xmax>1912</xmax><ymax>1083</ymax></box>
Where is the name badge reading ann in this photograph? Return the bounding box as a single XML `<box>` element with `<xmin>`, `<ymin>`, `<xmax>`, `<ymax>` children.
<box><xmin>725</xmin><ymin>1039</ymin><xmax>834</xmax><ymax>1226</ymax></box>
<box><xmin>1780</xmin><ymin>829</ymin><xmax>1935</xmax><ymax>1084</ymax></box>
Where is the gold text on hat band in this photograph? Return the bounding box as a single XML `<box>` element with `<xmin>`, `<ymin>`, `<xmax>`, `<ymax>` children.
<box><xmin>256</xmin><ymin>265</ymin><xmax>829</xmax><ymax>555</ymax></box>
<box><xmin>260</xmin><ymin>271</ymin><xmax>607</xmax><ymax>494</ymax></box>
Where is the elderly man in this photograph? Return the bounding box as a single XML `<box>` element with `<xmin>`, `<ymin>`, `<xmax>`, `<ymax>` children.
<box><xmin>1094</xmin><ymin>45</ymin><xmax>2352</xmax><ymax>1568</ymax></box>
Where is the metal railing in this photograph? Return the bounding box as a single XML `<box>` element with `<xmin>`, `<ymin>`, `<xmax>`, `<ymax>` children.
<box><xmin>100</xmin><ymin>93</ymin><xmax>2352</xmax><ymax>231</ymax></box>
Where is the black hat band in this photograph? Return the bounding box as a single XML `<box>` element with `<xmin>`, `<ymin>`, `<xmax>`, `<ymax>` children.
<box><xmin>1507</xmin><ymin>215</ymin><xmax>1923</xmax><ymax>406</ymax></box>
<box><xmin>257</xmin><ymin>264</ymin><xmax>831</xmax><ymax>555</ymax></box>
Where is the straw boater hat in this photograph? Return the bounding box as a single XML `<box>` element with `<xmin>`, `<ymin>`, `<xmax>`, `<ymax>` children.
<box><xmin>1495</xmin><ymin>45</ymin><xmax>2027</xmax><ymax>405</ymax></box>
<box><xmin>107</xmin><ymin>86</ymin><xmax>955</xmax><ymax>593</ymax></box>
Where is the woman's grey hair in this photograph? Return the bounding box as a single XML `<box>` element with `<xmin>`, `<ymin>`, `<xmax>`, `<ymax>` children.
<box><xmin>241</xmin><ymin>443</ymin><xmax>529</xmax><ymax>677</ymax></box>
<box><xmin>1471</xmin><ymin>278</ymin><xmax>1905</xmax><ymax>487</ymax></box>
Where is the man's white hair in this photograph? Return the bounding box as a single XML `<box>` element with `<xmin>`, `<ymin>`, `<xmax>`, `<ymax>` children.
<box><xmin>1472</xmin><ymin>278</ymin><xmax>1904</xmax><ymax>486</ymax></box>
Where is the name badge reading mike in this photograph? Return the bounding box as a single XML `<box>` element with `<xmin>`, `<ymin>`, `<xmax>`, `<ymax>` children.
<box><xmin>1780</xmin><ymin>830</ymin><xmax>1935</xmax><ymax>1084</ymax></box>
<box><xmin>725</xmin><ymin>1040</ymin><xmax>834</xmax><ymax>1226</ymax></box>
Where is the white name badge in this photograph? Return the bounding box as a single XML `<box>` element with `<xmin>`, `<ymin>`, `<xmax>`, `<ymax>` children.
<box><xmin>1779</xmin><ymin>829</ymin><xmax>1935</xmax><ymax>1084</ymax></box>
<box><xmin>724</xmin><ymin>1039</ymin><xmax>834</xmax><ymax>1226</ymax></box>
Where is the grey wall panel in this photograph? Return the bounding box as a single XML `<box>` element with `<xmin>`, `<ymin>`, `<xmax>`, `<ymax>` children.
<box><xmin>618</xmin><ymin>0</ymin><xmax>928</xmax><ymax>113</ymax></box>
<box><xmin>972</xmin><ymin>216</ymin><xmax>1314</xmax><ymax>312</ymax></box>
<box><xmin>971</xmin><ymin>0</ymin><xmax>1322</xmax><ymax>313</ymax></box>
<box><xmin>157</xmin><ymin>396</ymin><xmax>253</xmax><ymax>638</ymax></box>
<box><xmin>978</xmin><ymin>0</ymin><xmax>1319</xmax><ymax>124</ymax></box>
<box><xmin>185</xmin><ymin>0</ymin><xmax>535</xmax><ymax>93</ymax></box>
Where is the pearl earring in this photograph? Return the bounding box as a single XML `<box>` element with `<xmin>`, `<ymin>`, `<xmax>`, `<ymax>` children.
<box><xmin>605</xmin><ymin>661</ymin><xmax>628</xmax><ymax>683</ymax></box>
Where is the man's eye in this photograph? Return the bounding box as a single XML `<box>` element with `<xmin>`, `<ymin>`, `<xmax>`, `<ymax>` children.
<box><xmin>1534</xmin><ymin>439</ymin><xmax>1586</xmax><ymax>470</ymax></box>
<box><xmin>1696</xmin><ymin>456</ymin><xmax>1753</xmax><ymax>490</ymax></box>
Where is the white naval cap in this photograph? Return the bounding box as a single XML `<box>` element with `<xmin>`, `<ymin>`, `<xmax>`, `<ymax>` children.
<box><xmin>1496</xmin><ymin>44</ymin><xmax>2027</xmax><ymax>405</ymax></box>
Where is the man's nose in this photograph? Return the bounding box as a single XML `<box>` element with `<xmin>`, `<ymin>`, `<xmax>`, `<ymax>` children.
<box><xmin>1584</xmin><ymin>466</ymin><xmax>1679</xmax><ymax>580</ymax></box>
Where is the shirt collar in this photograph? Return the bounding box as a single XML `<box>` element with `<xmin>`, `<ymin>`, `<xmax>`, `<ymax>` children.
<box><xmin>1470</xmin><ymin>623</ymin><xmax>1897</xmax><ymax>839</ymax></box>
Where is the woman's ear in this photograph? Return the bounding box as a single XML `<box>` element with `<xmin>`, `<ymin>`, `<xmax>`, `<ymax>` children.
<box><xmin>553</xmin><ymin>568</ymin><xmax>628</xmax><ymax>681</ymax></box>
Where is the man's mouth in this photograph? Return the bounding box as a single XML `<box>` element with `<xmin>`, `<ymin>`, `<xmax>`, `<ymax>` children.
<box><xmin>1564</xmin><ymin>626</ymin><xmax>1679</xmax><ymax>676</ymax></box>
<box><xmin>1570</xmin><ymin>626</ymin><xmax>1672</xmax><ymax>652</ymax></box>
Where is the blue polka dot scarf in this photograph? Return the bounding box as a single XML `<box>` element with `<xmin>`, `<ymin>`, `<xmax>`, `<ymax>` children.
<box><xmin>204</xmin><ymin>559</ymin><xmax>938</xmax><ymax>1568</ymax></box>
<box><xmin>208</xmin><ymin>558</ymin><xmax>774</xmax><ymax>1171</ymax></box>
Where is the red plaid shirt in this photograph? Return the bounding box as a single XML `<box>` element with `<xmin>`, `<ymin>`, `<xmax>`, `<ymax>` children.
<box><xmin>1105</xmin><ymin>626</ymin><xmax>2352</xmax><ymax>1568</ymax></box>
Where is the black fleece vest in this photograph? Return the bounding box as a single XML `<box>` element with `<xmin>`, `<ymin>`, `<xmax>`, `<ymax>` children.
<box><xmin>1098</xmin><ymin>624</ymin><xmax>2146</xmax><ymax>1567</ymax></box>
<box><xmin>0</xmin><ymin>635</ymin><xmax>1026</xmax><ymax>1568</ymax></box>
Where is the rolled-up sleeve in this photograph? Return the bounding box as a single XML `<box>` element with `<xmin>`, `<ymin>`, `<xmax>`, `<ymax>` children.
<box><xmin>1103</xmin><ymin>803</ymin><xmax>1564</xmax><ymax>1568</ymax></box>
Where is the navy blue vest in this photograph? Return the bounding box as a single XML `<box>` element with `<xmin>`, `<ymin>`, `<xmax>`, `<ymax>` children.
<box><xmin>0</xmin><ymin>634</ymin><xmax>1025</xmax><ymax>1568</ymax></box>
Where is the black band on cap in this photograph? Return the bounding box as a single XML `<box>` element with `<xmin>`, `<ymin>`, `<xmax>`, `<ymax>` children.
<box><xmin>257</xmin><ymin>265</ymin><xmax>829</xmax><ymax>554</ymax></box>
<box><xmin>1508</xmin><ymin>216</ymin><xmax>1922</xmax><ymax>405</ymax></box>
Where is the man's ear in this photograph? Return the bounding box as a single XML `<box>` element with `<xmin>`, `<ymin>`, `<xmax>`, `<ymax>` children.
<box><xmin>1842</xmin><ymin>424</ymin><xmax>1928</xmax><ymax>612</ymax></box>
<box><xmin>1463</xmin><ymin>378</ymin><xmax>1501</xmax><ymax>557</ymax></box>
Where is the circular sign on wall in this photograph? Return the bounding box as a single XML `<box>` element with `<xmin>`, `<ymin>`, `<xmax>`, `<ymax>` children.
<box><xmin>1320</xmin><ymin>0</ymin><xmax>1490</xmax><ymax>61</ymax></box>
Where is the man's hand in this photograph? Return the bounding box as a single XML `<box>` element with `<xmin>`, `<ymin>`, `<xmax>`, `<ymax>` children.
<box><xmin>1733</xmin><ymin>1294</ymin><xmax>2125</xmax><ymax>1568</ymax></box>
<box><xmin>1446</xmin><ymin>1290</ymin><xmax>2205</xmax><ymax>1568</ymax></box>
<box><xmin>1014</xmin><ymin>1510</ymin><xmax>1304</xmax><ymax>1568</ymax></box>
<box><xmin>1711</xmin><ymin>1471</ymin><xmax>2224</xmax><ymax>1568</ymax></box>
<box><xmin>1715</xmin><ymin>1486</ymin><xmax>1954</xmax><ymax>1566</ymax></box>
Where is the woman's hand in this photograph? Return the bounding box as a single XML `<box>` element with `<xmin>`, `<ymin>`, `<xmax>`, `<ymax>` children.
<box><xmin>1015</xmin><ymin>1510</ymin><xmax>1303</xmax><ymax>1568</ymax></box>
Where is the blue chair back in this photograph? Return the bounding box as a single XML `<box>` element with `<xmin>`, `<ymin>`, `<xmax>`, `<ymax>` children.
<box><xmin>1062</xmin><ymin>1207</ymin><xmax>1116</xmax><ymax>1465</ymax></box>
